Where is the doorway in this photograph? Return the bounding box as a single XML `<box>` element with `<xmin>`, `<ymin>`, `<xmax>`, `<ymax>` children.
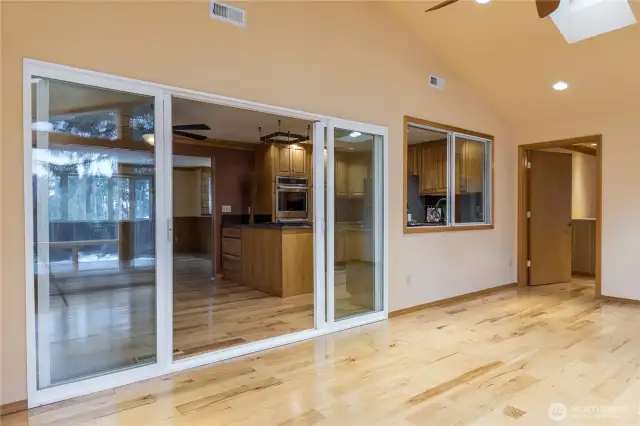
<box><xmin>517</xmin><ymin>135</ymin><xmax>602</xmax><ymax>296</ymax></box>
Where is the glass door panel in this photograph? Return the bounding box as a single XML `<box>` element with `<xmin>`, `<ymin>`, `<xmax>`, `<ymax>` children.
<box><xmin>30</xmin><ymin>76</ymin><xmax>158</xmax><ymax>388</ymax></box>
<box><xmin>328</xmin><ymin>124</ymin><xmax>385</xmax><ymax>321</ymax></box>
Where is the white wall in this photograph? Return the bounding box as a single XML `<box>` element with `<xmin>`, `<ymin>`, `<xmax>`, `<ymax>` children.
<box><xmin>572</xmin><ymin>152</ymin><xmax>597</xmax><ymax>219</ymax></box>
<box><xmin>172</xmin><ymin>169</ymin><xmax>201</xmax><ymax>217</ymax></box>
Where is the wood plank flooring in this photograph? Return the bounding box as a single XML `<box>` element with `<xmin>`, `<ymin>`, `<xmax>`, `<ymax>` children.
<box><xmin>10</xmin><ymin>277</ymin><xmax>640</xmax><ymax>425</ymax></box>
<box><xmin>46</xmin><ymin>255</ymin><xmax>371</xmax><ymax>382</ymax></box>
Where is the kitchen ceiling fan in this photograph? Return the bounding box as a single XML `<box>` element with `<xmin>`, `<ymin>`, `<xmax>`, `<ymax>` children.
<box><xmin>426</xmin><ymin>0</ymin><xmax>560</xmax><ymax>18</ymax></box>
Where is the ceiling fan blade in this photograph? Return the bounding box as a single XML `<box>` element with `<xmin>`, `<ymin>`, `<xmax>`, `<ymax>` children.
<box><xmin>536</xmin><ymin>0</ymin><xmax>561</xmax><ymax>18</ymax></box>
<box><xmin>173</xmin><ymin>130</ymin><xmax>207</xmax><ymax>141</ymax></box>
<box><xmin>172</xmin><ymin>124</ymin><xmax>211</xmax><ymax>131</ymax></box>
<box><xmin>425</xmin><ymin>0</ymin><xmax>459</xmax><ymax>12</ymax></box>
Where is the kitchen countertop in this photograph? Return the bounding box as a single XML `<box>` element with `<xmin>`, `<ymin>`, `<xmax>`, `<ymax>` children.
<box><xmin>407</xmin><ymin>222</ymin><xmax>446</xmax><ymax>227</ymax></box>
<box><xmin>224</xmin><ymin>222</ymin><xmax>313</xmax><ymax>229</ymax></box>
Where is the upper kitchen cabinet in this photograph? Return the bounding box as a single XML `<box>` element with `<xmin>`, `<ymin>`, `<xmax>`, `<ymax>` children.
<box><xmin>275</xmin><ymin>144</ymin><xmax>308</xmax><ymax>177</ymax></box>
<box><xmin>275</xmin><ymin>145</ymin><xmax>292</xmax><ymax>175</ymax></box>
<box><xmin>456</xmin><ymin>138</ymin><xmax>485</xmax><ymax>193</ymax></box>
<box><xmin>418</xmin><ymin>141</ymin><xmax>447</xmax><ymax>196</ymax></box>
<box><xmin>335</xmin><ymin>152</ymin><xmax>349</xmax><ymax>196</ymax></box>
<box><xmin>335</xmin><ymin>152</ymin><xmax>369</xmax><ymax>197</ymax></box>
<box><xmin>407</xmin><ymin>146</ymin><xmax>419</xmax><ymax>176</ymax></box>
<box><xmin>290</xmin><ymin>145</ymin><xmax>307</xmax><ymax>177</ymax></box>
<box><xmin>258</xmin><ymin>143</ymin><xmax>311</xmax><ymax>181</ymax></box>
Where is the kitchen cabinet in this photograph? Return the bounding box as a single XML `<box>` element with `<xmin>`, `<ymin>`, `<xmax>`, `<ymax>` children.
<box><xmin>254</xmin><ymin>143</ymin><xmax>312</xmax><ymax>218</ymax></box>
<box><xmin>274</xmin><ymin>144</ymin><xmax>309</xmax><ymax>177</ymax></box>
<box><xmin>457</xmin><ymin>140</ymin><xmax>485</xmax><ymax>193</ymax></box>
<box><xmin>275</xmin><ymin>145</ymin><xmax>292</xmax><ymax>175</ymax></box>
<box><xmin>335</xmin><ymin>152</ymin><xmax>368</xmax><ymax>197</ymax></box>
<box><xmin>418</xmin><ymin>141</ymin><xmax>447</xmax><ymax>195</ymax></box>
<box><xmin>290</xmin><ymin>146</ymin><xmax>307</xmax><ymax>177</ymax></box>
<box><xmin>407</xmin><ymin>146</ymin><xmax>419</xmax><ymax>176</ymax></box>
<box><xmin>335</xmin><ymin>153</ymin><xmax>350</xmax><ymax>196</ymax></box>
<box><xmin>348</xmin><ymin>160</ymin><xmax>367</xmax><ymax>196</ymax></box>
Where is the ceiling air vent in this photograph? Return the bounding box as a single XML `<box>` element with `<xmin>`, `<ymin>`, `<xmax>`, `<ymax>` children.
<box><xmin>429</xmin><ymin>75</ymin><xmax>445</xmax><ymax>90</ymax></box>
<box><xmin>210</xmin><ymin>0</ymin><xmax>246</xmax><ymax>28</ymax></box>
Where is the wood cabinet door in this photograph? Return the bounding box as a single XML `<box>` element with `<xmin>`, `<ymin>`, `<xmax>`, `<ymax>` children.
<box><xmin>455</xmin><ymin>149</ymin><xmax>466</xmax><ymax>193</ymax></box>
<box><xmin>291</xmin><ymin>146</ymin><xmax>306</xmax><ymax>177</ymax></box>
<box><xmin>275</xmin><ymin>145</ymin><xmax>292</xmax><ymax>176</ymax></box>
<box><xmin>348</xmin><ymin>159</ymin><xmax>366</xmax><ymax>196</ymax></box>
<box><xmin>335</xmin><ymin>153</ymin><xmax>349</xmax><ymax>196</ymax></box>
<box><xmin>418</xmin><ymin>146</ymin><xmax>432</xmax><ymax>195</ymax></box>
<box><xmin>465</xmin><ymin>141</ymin><xmax>485</xmax><ymax>193</ymax></box>
<box><xmin>407</xmin><ymin>146</ymin><xmax>419</xmax><ymax>176</ymax></box>
<box><xmin>434</xmin><ymin>142</ymin><xmax>448</xmax><ymax>194</ymax></box>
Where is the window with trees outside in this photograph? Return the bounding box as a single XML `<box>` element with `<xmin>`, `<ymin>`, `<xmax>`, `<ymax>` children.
<box><xmin>403</xmin><ymin>116</ymin><xmax>493</xmax><ymax>233</ymax></box>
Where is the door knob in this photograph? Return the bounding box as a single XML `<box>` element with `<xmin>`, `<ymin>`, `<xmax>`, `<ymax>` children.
<box><xmin>567</xmin><ymin>219</ymin><xmax>573</xmax><ymax>227</ymax></box>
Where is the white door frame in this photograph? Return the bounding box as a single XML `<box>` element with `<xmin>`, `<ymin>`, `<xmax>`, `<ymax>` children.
<box><xmin>325</xmin><ymin>118</ymin><xmax>389</xmax><ymax>329</ymax></box>
<box><xmin>23</xmin><ymin>58</ymin><xmax>388</xmax><ymax>408</ymax></box>
<box><xmin>24</xmin><ymin>60</ymin><xmax>171</xmax><ymax>408</ymax></box>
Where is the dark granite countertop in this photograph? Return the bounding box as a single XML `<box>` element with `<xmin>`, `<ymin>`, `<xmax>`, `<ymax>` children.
<box><xmin>224</xmin><ymin>222</ymin><xmax>313</xmax><ymax>229</ymax></box>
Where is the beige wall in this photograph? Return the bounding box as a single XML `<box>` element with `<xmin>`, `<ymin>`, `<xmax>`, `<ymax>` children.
<box><xmin>0</xmin><ymin>2</ymin><xmax>516</xmax><ymax>404</ymax></box>
<box><xmin>572</xmin><ymin>152</ymin><xmax>597</xmax><ymax>219</ymax></box>
<box><xmin>517</xmin><ymin>112</ymin><xmax>636</xmax><ymax>301</ymax></box>
<box><xmin>173</xmin><ymin>169</ymin><xmax>201</xmax><ymax>217</ymax></box>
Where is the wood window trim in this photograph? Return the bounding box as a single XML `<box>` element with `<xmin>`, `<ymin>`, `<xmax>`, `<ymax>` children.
<box><xmin>402</xmin><ymin>115</ymin><xmax>495</xmax><ymax>234</ymax></box>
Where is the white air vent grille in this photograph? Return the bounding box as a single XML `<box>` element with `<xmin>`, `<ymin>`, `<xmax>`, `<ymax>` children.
<box><xmin>210</xmin><ymin>0</ymin><xmax>246</xmax><ymax>27</ymax></box>
<box><xmin>429</xmin><ymin>75</ymin><xmax>445</xmax><ymax>90</ymax></box>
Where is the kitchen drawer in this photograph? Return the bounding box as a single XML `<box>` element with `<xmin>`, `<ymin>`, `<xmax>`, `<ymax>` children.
<box><xmin>222</xmin><ymin>254</ymin><xmax>241</xmax><ymax>273</ymax></box>
<box><xmin>222</xmin><ymin>237</ymin><xmax>241</xmax><ymax>256</ymax></box>
<box><xmin>222</xmin><ymin>227</ymin><xmax>242</xmax><ymax>238</ymax></box>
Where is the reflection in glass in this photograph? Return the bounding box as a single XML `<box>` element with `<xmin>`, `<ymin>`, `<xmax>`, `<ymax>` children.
<box><xmin>333</xmin><ymin>128</ymin><xmax>382</xmax><ymax>320</ymax></box>
<box><xmin>31</xmin><ymin>77</ymin><xmax>157</xmax><ymax>388</ymax></box>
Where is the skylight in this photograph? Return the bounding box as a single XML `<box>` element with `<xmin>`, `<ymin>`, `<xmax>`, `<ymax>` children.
<box><xmin>551</xmin><ymin>0</ymin><xmax>637</xmax><ymax>44</ymax></box>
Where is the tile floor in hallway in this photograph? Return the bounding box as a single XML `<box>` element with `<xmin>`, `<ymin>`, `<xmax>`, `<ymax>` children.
<box><xmin>8</xmin><ymin>277</ymin><xmax>640</xmax><ymax>426</ymax></box>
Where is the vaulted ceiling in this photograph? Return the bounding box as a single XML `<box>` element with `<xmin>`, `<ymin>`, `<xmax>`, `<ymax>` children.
<box><xmin>386</xmin><ymin>1</ymin><xmax>640</xmax><ymax>125</ymax></box>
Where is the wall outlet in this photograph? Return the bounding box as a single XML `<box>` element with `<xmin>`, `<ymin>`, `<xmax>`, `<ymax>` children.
<box><xmin>406</xmin><ymin>274</ymin><xmax>412</xmax><ymax>287</ymax></box>
<box><xmin>222</xmin><ymin>205</ymin><xmax>232</xmax><ymax>213</ymax></box>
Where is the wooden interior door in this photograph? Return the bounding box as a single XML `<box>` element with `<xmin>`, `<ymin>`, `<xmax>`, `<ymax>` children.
<box><xmin>529</xmin><ymin>150</ymin><xmax>572</xmax><ymax>286</ymax></box>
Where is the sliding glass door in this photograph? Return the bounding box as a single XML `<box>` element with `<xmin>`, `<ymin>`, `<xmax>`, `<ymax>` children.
<box><xmin>326</xmin><ymin>119</ymin><xmax>387</xmax><ymax>325</ymax></box>
<box><xmin>25</xmin><ymin>60</ymin><xmax>387</xmax><ymax>407</ymax></box>
<box><xmin>26</xmin><ymin>61</ymin><xmax>169</xmax><ymax>406</ymax></box>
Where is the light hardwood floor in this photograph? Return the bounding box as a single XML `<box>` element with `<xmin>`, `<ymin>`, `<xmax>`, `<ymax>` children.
<box><xmin>10</xmin><ymin>277</ymin><xmax>640</xmax><ymax>426</ymax></box>
<box><xmin>45</xmin><ymin>256</ymin><xmax>371</xmax><ymax>382</ymax></box>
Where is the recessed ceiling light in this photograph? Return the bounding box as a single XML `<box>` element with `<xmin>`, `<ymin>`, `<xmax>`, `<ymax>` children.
<box><xmin>349</xmin><ymin>131</ymin><xmax>361</xmax><ymax>137</ymax></box>
<box><xmin>553</xmin><ymin>81</ymin><xmax>569</xmax><ymax>91</ymax></box>
<box><xmin>476</xmin><ymin>0</ymin><xmax>491</xmax><ymax>4</ymax></box>
<box><xmin>142</xmin><ymin>134</ymin><xmax>155</xmax><ymax>145</ymax></box>
<box><xmin>348</xmin><ymin>147</ymin><xmax>355</xmax><ymax>150</ymax></box>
